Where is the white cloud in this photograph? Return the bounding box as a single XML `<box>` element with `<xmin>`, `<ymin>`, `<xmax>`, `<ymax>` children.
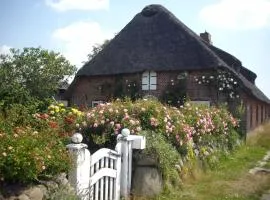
<box><xmin>45</xmin><ymin>0</ymin><xmax>109</xmax><ymax>11</ymax></box>
<box><xmin>0</xmin><ymin>45</ymin><xmax>11</xmax><ymax>55</ymax></box>
<box><xmin>199</xmin><ymin>0</ymin><xmax>270</xmax><ymax>30</ymax></box>
<box><xmin>52</xmin><ymin>21</ymin><xmax>114</xmax><ymax>67</ymax></box>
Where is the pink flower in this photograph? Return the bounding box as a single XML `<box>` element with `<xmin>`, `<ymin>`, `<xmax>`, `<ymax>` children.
<box><xmin>115</xmin><ymin>123</ymin><xmax>121</xmax><ymax>129</ymax></box>
<box><xmin>110</xmin><ymin>121</ymin><xmax>115</xmax><ymax>126</ymax></box>
<box><xmin>136</xmin><ymin>127</ymin><xmax>142</xmax><ymax>132</ymax></box>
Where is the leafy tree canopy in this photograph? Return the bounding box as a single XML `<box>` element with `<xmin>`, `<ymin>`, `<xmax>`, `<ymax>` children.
<box><xmin>86</xmin><ymin>39</ymin><xmax>110</xmax><ymax>61</ymax></box>
<box><xmin>0</xmin><ymin>47</ymin><xmax>76</xmax><ymax>109</ymax></box>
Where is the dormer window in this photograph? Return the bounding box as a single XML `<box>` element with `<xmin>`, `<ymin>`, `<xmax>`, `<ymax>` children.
<box><xmin>142</xmin><ymin>71</ymin><xmax>157</xmax><ymax>90</ymax></box>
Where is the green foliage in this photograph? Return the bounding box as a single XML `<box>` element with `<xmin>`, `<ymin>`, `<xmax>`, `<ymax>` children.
<box><xmin>86</xmin><ymin>39</ymin><xmax>110</xmax><ymax>61</ymax></box>
<box><xmin>0</xmin><ymin>47</ymin><xmax>76</xmax><ymax>109</ymax></box>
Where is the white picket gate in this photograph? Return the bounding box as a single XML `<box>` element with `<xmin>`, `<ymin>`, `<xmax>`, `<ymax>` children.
<box><xmin>67</xmin><ymin>129</ymin><xmax>146</xmax><ymax>200</ymax></box>
<box><xmin>89</xmin><ymin>148</ymin><xmax>121</xmax><ymax>200</ymax></box>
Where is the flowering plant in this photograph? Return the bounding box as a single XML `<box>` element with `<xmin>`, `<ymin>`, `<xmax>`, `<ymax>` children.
<box><xmin>33</xmin><ymin>103</ymin><xmax>84</xmax><ymax>137</ymax></box>
<box><xmin>194</xmin><ymin>70</ymin><xmax>240</xmax><ymax>99</ymax></box>
<box><xmin>80</xmin><ymin>99</ymin><xmax>239</xmax><ymax>155</ymax></box>
<box><xmin>0</xmin><ymin>125</ymin><xmax>71</xmax><ymax>183</ymax></box>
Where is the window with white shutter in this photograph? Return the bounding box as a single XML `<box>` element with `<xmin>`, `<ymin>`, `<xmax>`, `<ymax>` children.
<box><xmin>142</xmin><ymin>71</ymin><xmax>157</xmax><ymax>90</ymax></box>
<box><xmin>149</xmin><ymin>71</ymin><xmax>157</xmax><ymax>90</ymax></box>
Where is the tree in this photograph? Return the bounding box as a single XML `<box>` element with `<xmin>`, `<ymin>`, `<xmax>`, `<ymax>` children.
<box><xmin>0</xmin><ymin>47</ymin><xmax>76</xmax><ymax>109</ymax></box>
<box><xmin>86</xmin><ymin>39</ymin><xmax>110</xmax><ymax>61</ymax></box>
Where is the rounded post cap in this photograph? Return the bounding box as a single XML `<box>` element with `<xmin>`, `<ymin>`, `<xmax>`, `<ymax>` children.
<box><xmin>71</xmin><ymin>132</ymin><xmax>83</xmax><ymax>144</ymax></box>
<box><xmin>121</xmin><ymin>128</ymin><xmax>130</xmax><ymax>137</ymax></box>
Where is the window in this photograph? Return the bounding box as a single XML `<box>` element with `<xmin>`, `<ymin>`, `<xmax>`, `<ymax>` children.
<box><xmin>92</xmin><ymin>100</ymin><xmax>104</xmax><ymax>107</ymax></box>
<box><xmin>190</xmin><ymin>101</ymin><xmax>210</xmax><ymax>107</ymax></box>
<box><xmin>256</xmin><ymin>104</ymin><xmax>259</xmax><ymax>124</ymax></box>
<box><xmin>250</xmin><ymin>105</ymin><xmax>253</xmax><ymax>129</ymax></box>
<box><xmin>142</xmin><ymin>71</ymin><xmax>157</xmax><ymax>90</ymax></box>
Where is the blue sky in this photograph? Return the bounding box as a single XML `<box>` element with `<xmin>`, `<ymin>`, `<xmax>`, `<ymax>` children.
<box><xmin>1</xmin><ymin>0</ymin><xmax>270</xmax><ymax>98</ymax></box>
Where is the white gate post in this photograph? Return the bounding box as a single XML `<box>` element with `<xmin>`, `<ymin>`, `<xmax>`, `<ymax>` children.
<box><xmin>120</xmin><ymin>129</ymin><xmax>146</xmax><ymax>199</ymax></box>
<box><xmin>120</xmin><ymin>129</ymin><xmax>130</xmax><ymax>198</ymax></box>
<box><xmin>67</xmin><ymin>133</ymin><xmax>91</xmax><ymax>200</ymax></box>
<box><xmin>115</xmin><ymin>134</ymin><xmax>124</xmax><ymax>200</ymax></box>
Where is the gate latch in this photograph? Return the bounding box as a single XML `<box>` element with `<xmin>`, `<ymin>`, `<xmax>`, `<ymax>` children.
<box><xmin>108</xmin><ymin>151</ymin><xmax>121</xmax><ymax>157</ymax></box>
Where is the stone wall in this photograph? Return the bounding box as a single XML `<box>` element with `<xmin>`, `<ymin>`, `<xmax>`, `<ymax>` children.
<box><xmin>0</xmin><ymin>173</ymin><xmax>76</xmax><ymax>200</ymax></box>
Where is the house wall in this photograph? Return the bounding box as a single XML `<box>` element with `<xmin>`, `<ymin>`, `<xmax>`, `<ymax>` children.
<box><xmin>242</xmin><ymin>93</ymin><xmax>269</xmax><ymax>132</ymax></box>
<box><xmin>70</xmin><ymin>70</ymin><xmax>221</xmax><ymax>105</ymax></box>
<box><xmin>69</xmin><ymin>70</ymin><xmax>269</xmax><ymax>132</ymax></box>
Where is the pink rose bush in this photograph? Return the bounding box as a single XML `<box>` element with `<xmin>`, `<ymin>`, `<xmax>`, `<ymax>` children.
<box><xmin>79</xmin><ymin>99</ymin><xmax>239</xmax><ymax>154</ymax></box>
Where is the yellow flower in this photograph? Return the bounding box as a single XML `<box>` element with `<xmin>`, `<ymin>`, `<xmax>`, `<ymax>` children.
<box><xmin>58</xmin><ymin>103</ymin><xmax>65</xmax><ymax>107</ymax></box>
<box><xmin>48</xmin><ymin>105</ymin><xmax>55</xmax><ymax>110</ymax></box>
<box><xmin>2</xmin><ymin>152</ymin><xmax>7</xmax><ymax>157</ymax></box>
<box><xmin>54</xmin><ymin>106</ymin><xmax>60</xmax><ymax>113</ymax></box>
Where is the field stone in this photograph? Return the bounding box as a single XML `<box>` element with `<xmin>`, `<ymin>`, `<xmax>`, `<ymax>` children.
<box><xmin>261</xmin><ymin>193</ymin><xmax>270</xmax><ymax>200</ymax></box>
<box><xmin>132</xmin><ymin>166</ymin><xmax>163</xmax><ymax>197</ymax></box>
<box><xmin>18</xmin><ymin>194</ymin><xmax>30</xmax><ymax>200</ymax></box>
<box><xmin>24</xmin><ymin>187</ymin><xmax>43</xmax><ymax>200</ymax></box>
<box><xmin>54</xmin><ymin>173</ymin><xmax>68</xmax><ymax>185</ymax></box>
<box><xmin>7</xmin><ymin>196</ymin><xmax>17</xmax><ymax>200</ymax></box>
<box><xmin>249</xmin><ymin>167</ymin><xmax>270</xmax><ymax>175</ymax></box>
<box><xmin>136</xmin><ymin>156</ymin><xmax>157</xmax><ymax>166</ymax></box>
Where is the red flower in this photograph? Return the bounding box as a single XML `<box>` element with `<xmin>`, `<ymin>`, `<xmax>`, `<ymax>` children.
<box><xmin>64</xmin><ymin>116</ymin><xmax>75</xmax><ymax>124</ymax></box>
<box><xmin>49</xmin><ymin>121</ymin><xmax>58</xmax><ymax>129</ymax></box>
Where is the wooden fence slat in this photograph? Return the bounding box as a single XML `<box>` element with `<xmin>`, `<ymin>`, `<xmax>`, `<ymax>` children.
<box><xmin>100</xmin><ymin>158</ymin><xmax>104</xmax><ymax>200</ymax></box>
<box><xmin>90</xmin><ymin>157</ymin><xmax>95</xmax><ymax>200</ymax></box>
<box><xmin>109</xmin><ymin>158</ymin><xmax>114</xmax><ymax>200</ymax></box>
<box><xmin>105</xmin><ymin>157</ymin><xmax>109</xmax><ymax>200</ymax></box>
<box><xmin>95</xmin><ymin>162</ymin><xmax>100</xmax><ymax>200</ymax></box>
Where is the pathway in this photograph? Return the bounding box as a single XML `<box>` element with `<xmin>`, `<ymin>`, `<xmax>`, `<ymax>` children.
<box><xmin>249</xmin><ymin>151</ymin><xmax>270</xmax><ymax>200</ymax></box>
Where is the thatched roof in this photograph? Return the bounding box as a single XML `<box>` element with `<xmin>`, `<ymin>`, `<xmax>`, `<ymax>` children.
<box><xmin>72</xmin><ymin>4</ymin><xmax>269</xmax><ymax>104</ymax></box>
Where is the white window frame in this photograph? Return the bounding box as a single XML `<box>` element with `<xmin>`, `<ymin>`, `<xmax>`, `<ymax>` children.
<box><xmin>92</xmin><ymin>100</ymin><xmax>104</xmax><ymax>107</ymax></box>
<box><xmin>190</xmin><ymin>101</ymin><xmax>210</xmax><ymax>107</ymax></box>
<box><xmin>142</xmin><ymin>71</ymin><xmax>157</xmax><ymax>91</ymax></box>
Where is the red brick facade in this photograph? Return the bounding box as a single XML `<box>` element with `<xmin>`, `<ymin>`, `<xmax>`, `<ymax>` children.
<box><xmin>69</xmin><ymin>70</ymin><xmax>269</xmax><ymax>132</ymax></box>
